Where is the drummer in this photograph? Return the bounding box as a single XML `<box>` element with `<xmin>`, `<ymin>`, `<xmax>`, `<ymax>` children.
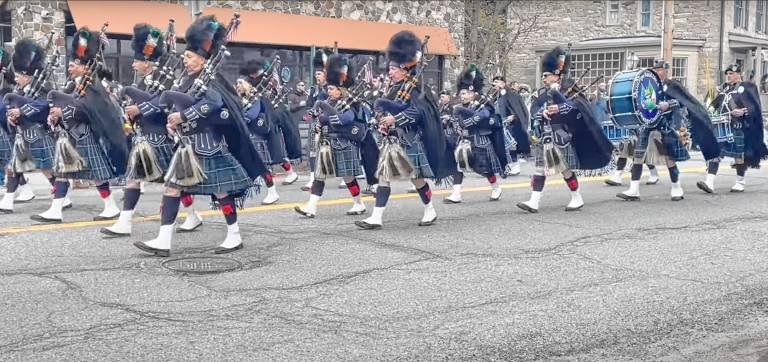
<box><xmin>597</xmin><ymin>79</ymin><xmax>661</xmax><ymax>187</ymax></box>
<box><xmin>696</xmin><ymin>64</ymin><xmax>767</xmax><ymax>194</ymax></box>
<box><xmin>617</xmin><ymin>59</ymin><xmax>720</xmax><ymax>202</ymax></box>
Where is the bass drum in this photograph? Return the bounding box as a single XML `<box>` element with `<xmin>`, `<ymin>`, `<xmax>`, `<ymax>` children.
<box><xmin>607</xmin><ymin>68</ymin><xmax>663</xmax><ymax>129</ymax></box>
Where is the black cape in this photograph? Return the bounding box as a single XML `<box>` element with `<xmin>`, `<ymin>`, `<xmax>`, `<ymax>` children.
<box><xmin>80</xmin><ymin>80</ymin><xmax>129</xmax><ymax>174</ymax></box>
<box><xmin>413</xmin><ymin>86</ymin><xmax>457</xmax><ymax>181</ymax></box>
<box><xmin>663</xmin><ymin>79</ymin><xmax>720</xmax><ymax>161</ymax></box>
<box><xmin>497</xmin><ymin>89</ymin><xmax>531</xmax><ymax>155</ymax></box>
<box><xmin>211</xmin><ymin>76</ymin><xmax>269</xmax><ymax>180</ymax></box>
<box><xmin>549</xmin><ymin>81</ymin><xmax>614</xmax><ymax>170</ymax></box>
<box><xmin>730</xmin><ymin>82</ymin><xmax>767</xmax><ymax>167</ymax></box>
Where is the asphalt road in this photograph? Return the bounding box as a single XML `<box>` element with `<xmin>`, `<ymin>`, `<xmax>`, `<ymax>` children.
<box><xmin>2</xmin><ymin>156</ymin><xmax>768</xmax><ymax>361</ymax></box>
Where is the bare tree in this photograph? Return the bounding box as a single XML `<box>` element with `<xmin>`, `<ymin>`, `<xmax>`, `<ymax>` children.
<box><xmin>463</xmin><ymin>0</ymin><xmax>541</xmax><ymax>77</ymax></box>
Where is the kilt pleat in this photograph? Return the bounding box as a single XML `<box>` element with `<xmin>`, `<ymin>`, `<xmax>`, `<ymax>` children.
<box><xmin>167</xmin><ymin>149</ymin><xmax>251</xmax><ymax>196</ymax></box>
<box><xmin>635</xmin><ymin>126</ymin><xmax>690</xmax><ymax>162</ymax></box>
<box><xmin>249</xmin><ymin>134</ymin><xmax>272</xmax><ymax>165</ymax></box>
<box><xmin>58</xmin><ymin>132</ymin><xmax>116</xmax><ymax>180</ymax></box>
<box><xmin>405</xmin><ymin>140</ymin><xmax>434</xmax><ymax>179</ymax></box>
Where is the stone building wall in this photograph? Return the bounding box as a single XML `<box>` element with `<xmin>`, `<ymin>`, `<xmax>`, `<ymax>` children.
<box><xmin>203</xmin><ymin>0</ymin><xmax>466</xmax><ymax>87</ymax></box>
<box><xmin>506</xmin><ymin>0</ymin><xmax>724</xmax><ymax>98</ymax></box>
<box><xmin>8</xmin><ymin>0</ymin><xmax>68</xmax><ymax>82</ymax></box>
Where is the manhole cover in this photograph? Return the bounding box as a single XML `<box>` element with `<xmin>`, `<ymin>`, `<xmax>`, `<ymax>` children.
<box><xmin>161</xmin><ymin>257</ymin><xmax>243</xmax><ymax>274</ymax></box>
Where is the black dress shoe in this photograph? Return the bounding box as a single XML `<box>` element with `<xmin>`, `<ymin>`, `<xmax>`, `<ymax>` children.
<box><xmin>100</xmin><ymin>227</ymin><xmax>130</xmax><ymax>237</ymax></box>
<box><xmin>214</xmin><ymin>243</ymin><xmax>243</xmax><ymax>254</ymax></box>
<box><xmin>354</xmin><ymin>220</ymin><xmax>382</xmax><ymax>230</ymax></box>
<box><xmin>730</xmin><ymin>188</ymin><xmax>745</xmax><ymax>193</ymax></box>
<box><xmin>418</xmin><ymin>216</ymin><xmax>437</xmax><ymax>226</ymax></box>
<box><xmin>30</xmin><ymin>214</ymin><xmax>62</xmax><ymax>223</ymax></box>
<box><xmin>294</xmin><ymin>206</ymin><xmax>315</xmax><ymax>218</ymax></box>
<box><xmin>443</xmin><ymin>198</ymin><xmax>461</xmax><ymax>204</ymax></box>
<box><xmin>489</xmin><ymin>196</ymin><xmax>501</xmax><ymax>202</ymax></box>
<box><xmin>696</xmin><ymin>181</ymin><xmax>714</xmax><ymax>194</ymax></box>
<box><xmin>565</xmin><ymin>204</ymin><xmax>584</xmax><ymax>212</ymax></box>
<box><xmin>604</xmin><ymin>179</ymin><xmax>622</xmax><ymax>186</ymax></box>
<box><xmin>63</xmin><ymin>203</ymin><xmax>73</xmax><ymax>210</ymax></box>
<box><xmin>346</xmin><ymin>209</ymin><xmax>367</xmax><ymax>215</ymax></box>
<box><xmin>133</xmin><ymin>241</ymin><xmax>170</xmax><ymax>257</ymax></box>
<box><xmin>93</xmin><ymin>214</ymin><xmax>120</xmax><ymax>221</ymax></box>
<box><xmin>616</xmin><ymin>193</ymin><xmax>640</xmax><ymax>201</ymax></box>
<box><xmin>177</xmin><ymin>221</ymin><xmax>203</xmax><ymax>233</ymax></box>
<box><xmin>671</xmin><ymin>195</ymin><xmax>684</xmax><ymax>201</ymax></box>
<box><xmin>645</xmin><ymin>179</ymin><xmax>660</xmax><ymax>185</ymax></box>
<box><xmin>300</xmin><ymin>185</ymin><xmax>311</xmax><ymax>192</ymax></box>
<box><xmin>516</xmin><ymin>202</ymin><xmax>538</xmax><ymax>213</ymax></box>
<box><xmin>0</xmin><ymin>208</ymin><xmax>12</xmax><ymax>214</ymax></box>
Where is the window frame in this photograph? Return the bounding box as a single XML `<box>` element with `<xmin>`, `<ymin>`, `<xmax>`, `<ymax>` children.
<box><xmin>605</xmin><ymin>0</ymin><xmax>621</xmax><ymax>26</ymax></box>
<box><xmin>638</xmin><ymin>0</ymin><xmax>652</xmax><ymax>29</ymax></box>
<box><xmin>671</xmin><ymin>57</ymin><xmax>688</xmax><ymax>87</ymax></box>
<box><xmin>757</xmin><ymin>0</ymin><xmax>766</xmax><ymax>33</ymax></box>
<box><xmin>734</xmin><ymin>0</ymin><xmax>747</xmax><ymax>29</ymax></box>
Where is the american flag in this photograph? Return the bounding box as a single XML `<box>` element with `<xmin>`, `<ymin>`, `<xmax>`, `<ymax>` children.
<box><xmin>363</xmin><ymin>60</ymin><xmax>373</xmax><ymax>85</ymax></box>
<box><xmin>269</xmin><ymin>67</ymin><xmax>282</xmax><ymax>93</ymax></box>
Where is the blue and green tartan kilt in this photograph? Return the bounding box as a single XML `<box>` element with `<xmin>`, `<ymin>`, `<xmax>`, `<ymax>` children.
<box><xmin>634</xmin><ymin>127</ymin><xmax>690</xmax><ymax>162</ymax></box>
<box><xmin>405</xmin><ymin>140</ymin><xmax>435</xmax><ymax>179</ymax></box>
<box><xmin>58</xmin><ymin>132</ymin><xmax>116</xmax><ymax>181</ymax></box>
<box><xmin>533</xmin><ymin>142</ymin><xmax>580</xmax><ymax>170</ymax></box>
<box><xmin>249</xmin><ymin>134</ymin><xmax>272</xmax><ymax>165</ymax></box>
<box><xmin>28</xmin><ymin>135</ymin><xmax>56</xmax><ymax>170</ymax></box>
<box><xmin>719</xmin><ymin>127</ymin><xmax>745</xmax><ymax>159</ymax></box>
<box><xmin>0</xmin><ymin>130</ymin><xmax>10</xmax><ymax>169</ymax></box>
<box><xmin>332</xmin><ymin>144</ymin><xmax>362</xmax><ymax>178</ymax></box>
<box><xmin>470</xmin><ymin>142</ymin><xmax>503</xmax><ymax>176</ymax></box>
<box><xmin>167</xmin><ymin>150</ymin><xmax>252</xmax><ymax>196</ymax></box>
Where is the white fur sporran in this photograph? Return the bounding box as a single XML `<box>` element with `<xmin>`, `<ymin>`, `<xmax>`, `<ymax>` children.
<box><xmin>165</xmin><ymin>137</ymin><xmax>206</xmax><ymax>186</ymax></box>
<box><xmin>53</xmin><ymin>130</ymin><xmax>86</xmax><ymax>173</ymax></box>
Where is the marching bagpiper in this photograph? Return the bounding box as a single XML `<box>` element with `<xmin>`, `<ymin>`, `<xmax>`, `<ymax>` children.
<box><xmin>617</xmin><ymin>60</ymin><xmax>720</xmax><ymax>201</ymax></box>
<box><xmin>696</xmin><ymin>64</ymin><xmax>767</xmax><ymax>194</ymax></box>
<box><xmin>355</xmin><ymin>31</ymin><xmax>456</xmax><ymax>229</ymax></box>
<box><xmin>102</xmin><ymin>22</ymin><xmax>203</xmax><ymax>237</ymax></box>
<box><xmin>302</xmin><ymin>49</ymin><xmax>331</xmax><ymax>192</ymax></box>
<box><xmin>294</xmin><ymin>54</ymin><xmax>368</xmax><ymax>218</ymax></box>
<box><xmin>443</xmin><ymin>65</ymin><xmax>506</xmax><ymax>204</ymax></box>
<box><xmin>492</xmin><ymin>75</ymin><xmax>531</xmax><ymax>177</ymax></box>
<box><xmin>2</xmin><ymin>40</ymin><xmax>57</xmax><ymax>213</ymax></box>
<box><xmin>517</xmin><ymin>46</ymin><xmax>614</xmax><ymax>213</ymax></box>
<box><xmin>37</xmin><ymin>28</ymin><xmax>128</xmax><ymax>223</ymax></box>
<box><xmin>0</xmin><ymin>49</ymin><xmax>13</xmax><ymax>192</ymax></box>
<box><xmin>236</xmin><ymin>58</ymin><xmax>290</xmax><ymax>205</ymax></box>
<box><xmin>134</xmin><ymin>14</ymin><xmax>267</xmax><ymax>257</ymax></box>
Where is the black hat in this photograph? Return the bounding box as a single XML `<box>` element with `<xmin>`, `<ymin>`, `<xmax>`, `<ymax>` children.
<box><xmin>69</xmin><ymin>27</ymin><xmax>102</xmax><ymax>64</ymax></box>
<box><xmin>457</xmin><ymin>64</ymin><xmax>484</xmax><ymax>92</ymax></box>
<box><xmin>131</xmin><ymin>23</ymin><xmax>166</xmax><ymax>62</ymax></box>
<box><xmin>439</xmin><ymin>89</ymin><xmax>452</xmax><ymax>97</ymax></box>
<box><xmin>386</xmin><ymin>31</ymin><xmax>422</xmax><ymax>71</ymax></box>
<box><xmin>492</xmin><ymin>75</ymin><xmax>505</xmax><ymax>82</ymax></box>
<box><xmin>325</xmin><ymin>55</ymin><xmax>354</xmax><ymax>88</ymax></box>
<box><xmin>541</xmin><ymin>46</ymin><xmax>570</xmax><ymax>76</ymax></box>
<box><xmin>12</xmin><ymin>38</ymin><xmax>45</xmax><ymax>76</ymax></box>
<box><xmin>185</xmin><ymin>15</ymin><xmax>226</xmax><ymax>59</ymax></box>
<box><xmin>724</xmin><ymin>63</ymin><xmax>742</xmax><ymax>74</ymax></box>
<box><xmin>313</xmin><ymin>48</ymin><xmax>332</xmax><ymax>71</ymax></box>
<box><xmin>653</xmin><ymin>59</ymin><xmax>670</xmax><ymax>69</ymax></box>
<box><xmin>239</xmin><ymin>57</ymin><xmax>268</xmax><ymax>86</ymax></box>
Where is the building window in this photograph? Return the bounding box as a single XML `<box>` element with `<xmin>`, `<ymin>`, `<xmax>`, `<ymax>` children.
<box><xmin>672</xmin><ymin>57</ymin><xmax>688</xmax><ymax>87</ymax></box>
<box><xmin>758</xmin><ymin>0</ymin><xmax>766</xmax><ymax>32</ymax></box>
<box><xmin>735</xmin><ymin>0</ymin><xmax>747</xmax><ymax>29</ymax></box>
<box><xmin>639</xmin><ymin>0</ymin><xmax>652</xmax><ymax>28</ymax></box>
<box><xmin>637</xmin><ymin>57</ymin><xmax>655</xmax><ymax>69</ymax></box>
<box><xmin>606</xmin><ymin>0</ymin><xmax>621</xmax><ymax>25</ymax></box>
<box><xmin>570</xmin><ymin>52</ymin><xmax>624</xmax><ymax>87</ymax></box>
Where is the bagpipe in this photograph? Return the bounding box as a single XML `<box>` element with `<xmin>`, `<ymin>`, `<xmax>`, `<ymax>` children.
<box><xmin>158</xmin><ymin>12</ymin><xmax>240</xmax><ymax>187</ymax></box>
<box><xmin>373</xmin><ymin>35</ymin><xmax>431</xmax><ymax>182</ymax></box>
<box><xmin>241</xmin><ymin>55</ymin><xmax>280</xmax><ymax>112</ymax></box>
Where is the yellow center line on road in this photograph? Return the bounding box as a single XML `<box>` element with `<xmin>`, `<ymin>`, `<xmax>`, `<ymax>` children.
<box><xmin>0</xmin><ymin>167</ymin><xmax>706</xmax><ymax>235</ymax></box>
